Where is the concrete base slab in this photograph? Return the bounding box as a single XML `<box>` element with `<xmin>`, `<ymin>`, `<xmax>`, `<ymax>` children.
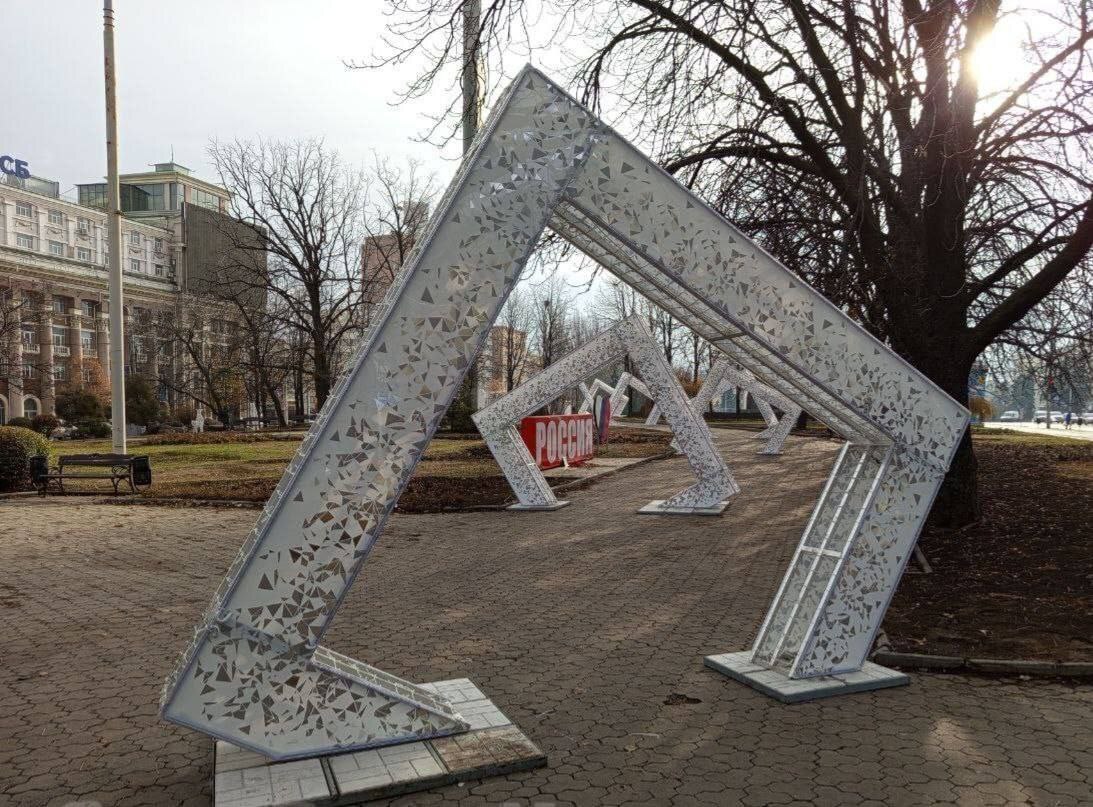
<box><xmin>214</xmin><ymin>679</ymin><xmax>545</xmax><ymax>806</ymax></box>
<box><xmin>637</xmin><ymin>499</ymin><xmax>730</xmax><ymax>516</ymax></box>
<box><xmin>507</xmin><ymin>500</ymin><xmax>570</xmax><ymax>511</ymax></box>
<box><xmin>704</xmin><ymin>651</ymin><xmax>910</xmax><ymax>703</ymax></box>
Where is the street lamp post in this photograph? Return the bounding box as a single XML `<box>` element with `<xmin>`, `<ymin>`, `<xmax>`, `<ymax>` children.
<box><xmin>103</xmin><ymin>0</ymin><xmax>126</xmax><ymax>453</ymax></box>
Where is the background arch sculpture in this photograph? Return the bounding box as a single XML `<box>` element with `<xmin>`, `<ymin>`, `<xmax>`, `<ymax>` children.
<box><xmin>163</xmin><ymin>66</ymin><xmax>969</xmax><ymax>759</ymax></box>
<box><xmin>648</xmin><ymin>358</ymin><xmax>802</xmax><ymax>455</ymax></box>
<box><xmin>578</xmin><ymin>376</ymin><xmax>630</xmax><ymax>418</ymax></box>
<box><xmin>474</xmin><ymin>315</ymin><xmax>736</xmax><ymax>514</ymax></box>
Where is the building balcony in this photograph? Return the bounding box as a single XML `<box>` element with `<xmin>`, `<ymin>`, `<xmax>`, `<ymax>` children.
<box><xmin>54</xmin><ymin>345</ymin><xmax>71</xmax><ymax>357</ymax></box>
<box><xmin>22</xmin><ymin>343</ymin><xmax>40</xmax><ymax>354</ymax></box>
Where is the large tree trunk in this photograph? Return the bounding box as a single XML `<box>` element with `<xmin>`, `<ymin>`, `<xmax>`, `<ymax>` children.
<box><xmin>312</xmin><ymin>344</ymin><xmax>332</xmax><ymax>409</ymax></box>
<box><xmin>262</xmin><ymin>372</ymin><xmax>287</xmax><ymax>426</ymax></box>
<box><xmin>897</xmin><ymin>338</ymin><xmax>981</xmax><ymax>528</ymax></box>
<box><xmin>879</xmin><ymin>225</ymin><xmax>981</xmax><ymax>528</ymax></box>
<box><xmin>933</xmin><ymin>426</ymin><xmax>980</xmax><ymax>528</ymax></box>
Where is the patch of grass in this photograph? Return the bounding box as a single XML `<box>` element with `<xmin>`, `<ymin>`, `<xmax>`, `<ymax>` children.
<box><xmin>972</xmin><ymin>428</ymin><xmax>1092</xmax><ymax>448</ymax></box>
<box><xmin>55</xmin><ymin>428</ymin><xmax>669</xmax><ymax>507</ymax></box>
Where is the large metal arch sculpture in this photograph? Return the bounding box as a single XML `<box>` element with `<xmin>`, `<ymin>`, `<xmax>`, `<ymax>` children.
<box><xmin>162</xmin><ymin>65</ymin><xmax>968</xmax><ymax>760</ymax></box>
<box><xmin>473</xmin><ymin>315</ymin><xmax>736</xmax><ymax>514</ymax></box>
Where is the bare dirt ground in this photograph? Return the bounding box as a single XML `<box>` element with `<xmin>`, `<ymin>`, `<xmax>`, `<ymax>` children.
<box><xmin>885</xmin><ymin>431</ymin><xmax>1093</xmax><ymax>662</ymax></box>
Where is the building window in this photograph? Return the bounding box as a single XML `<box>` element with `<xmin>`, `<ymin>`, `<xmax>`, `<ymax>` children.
<box><xmin>16</xmin><ymin>234</ymin><xmax>35</xmax><ymax>250</ymax></box>
<box><xmin>82</xmin><ymin>366</ymin><xmax>93</xmax><ymax>383</ymax></box>
<box><xmin>20</xmin><ymin>327</ymin><xmax>36</xmax><ymax>347</ymax></box>
<box><xmin>52</xmin><ymin>296</ymin><xmax>67</xmax><ymax>314</ymax></box>
<box><xmin>48</xmin><ymin>210</ymin><xmax>64</xmax><ymax>226</ymax></box>
<box><xmin>121</xmin><ymin>182</ymin><xmax>167</xmax><ymax>212</ymax></box>
<box><xmin>81</xmin><ymin>300</ymin><xmax>98</xmax><ymax>318</ymax></box>
<box><xmin>15</xmin><ymin>200</ymin><xmax>33</xmax><ymax>218</ymax></box>
<box><xmin>23</xmin><ymin>397</ymin><xmax>39</xmax><ymax>418</ymax></box>
<box><xmin>190</xmin><ymin>188</ymin><xmax>222</xmax><ymax>211</ymax></box>
<box><xmin>154</xmin><ymin>237</ymin><xmax>164</xmax><ymax>252</ymax></box>
<box><xmin>53</xmin><ymin>364</ymin><xmax>67</xmax><ymax>381</ymax></box>
<box><xmin>52</xmin><ymin>326</ymin><xmax>67</xmax><ymax>346</ymax></box>
<box><xmin>129</xmin><ymin>231</ymin><xmax>141</xmax><ymax>246</ymax></box>
<box><xmin>76</xmin><ymin>217</ymin><xmax>91</xmax><ymax>234</ymax></box>
<box><xmin>130</xmin><ymin>259</ymin><xmax>143</xmax><ymax>274</ymax></box>
<box><xmin>154</xmin><ymin>263</ymin><xmax>164</xmax><ymax>276</ymax></box>
<box><xmin>22</xmin><ymin>364</ymin><xmax>36</xmax><ymax>380</ymax></box>
<box><xmin>48</xmin><ymin>240</ymin><xmax>65</xmax><ymax>257</ymax></box>
<box><xmin>76</xmin><ymin>246</ymin><xmax>92</xmax><ymax>262</ymax></box>
<box><xmin>78</xmin><ymin>184</ymin><xmax>107</xmax><ymax>209</ymax></box>
<box><xmin>81</xmin><ymin>331</ymin><xmax>95</xmax><ymax>351</ymax></box>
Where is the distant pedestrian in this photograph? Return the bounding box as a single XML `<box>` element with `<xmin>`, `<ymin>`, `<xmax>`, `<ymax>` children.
<box><xmin>1065</xmin><ymin>411</ymin><xmax>1073</xmax><ymax>429</ymax></box>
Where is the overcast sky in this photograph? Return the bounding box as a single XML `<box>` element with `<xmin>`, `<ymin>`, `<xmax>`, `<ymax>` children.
<box><xmin>2</xmin><ymin>1</ymin><xmax>492</xmax><ymax>196</ymax></box>
<box><xmin>3</xmin><ymin>0</ymin><xmax>604</xmax><ymax>291</ymax></box>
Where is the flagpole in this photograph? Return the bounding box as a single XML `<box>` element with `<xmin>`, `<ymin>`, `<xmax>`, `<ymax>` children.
<box><xmin>103</xmin><ymin>0</ymin><xmax>127</xmax><ymax>453</ymax></box>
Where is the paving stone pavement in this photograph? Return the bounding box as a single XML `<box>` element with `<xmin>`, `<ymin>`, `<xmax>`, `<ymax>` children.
<box><xmin>0</xmin><ymin>430</ymin><xmax>1089</xmax><ymax>807</ymax></box>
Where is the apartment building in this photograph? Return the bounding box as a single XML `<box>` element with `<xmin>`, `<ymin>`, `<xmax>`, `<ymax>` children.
<box><xmin>0</xmin><ymin>162</ymin><xmax>268</xmax><ymax>423</ymax></box>
<box><xmin>476</xmin><ymin>325</ymin><xmax>538</xmax><ymax>407</ymax></box>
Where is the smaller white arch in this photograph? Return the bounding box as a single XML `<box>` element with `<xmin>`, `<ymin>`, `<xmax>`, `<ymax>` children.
<box><xmin>0</xmin><ymin>393</ymin><xmax>7</xmax><ymax>425</ymax></box>
<box><xmin>475</xmin><ymin>315</ymin><xmax>737</xmax><ymax>514</ymax></box>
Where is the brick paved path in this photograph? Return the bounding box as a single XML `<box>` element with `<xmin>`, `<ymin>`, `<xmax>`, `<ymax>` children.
<box><xmin>0</xmin><ymin>430</ymin><xmax>1089</xmax><ymax>807</ymax></box>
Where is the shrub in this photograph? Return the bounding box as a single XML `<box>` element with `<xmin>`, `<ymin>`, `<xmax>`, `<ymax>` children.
<box><xmin>969</xmin><ymin>395</ymin><xmax>994</xmax><ymax>422</ymax></box>
<box><xmin>443</xmin><ymin>393</ymin><xmax>478</xmax><ymax>433</ymax></box>
<box><xmin>56</xmin><ymin>389</ymin><xmax>104</xmax><ymax>422</ymax></box>
<box><xmin>125</xmin><ymin>374</ymin><xmax>162</xmax><ymax>426</ymax></box>
<box><xmin>8</xmin><ymin>416</ymin><xmax>32</xmax><ymax>429</ymax></box>
<box><xmin>31</xmin><ymin>413</ymin><xmax>61</xmax><ymax>436</ymax></box>
<box><xmin>0</xmin><ymin>426</ymin><xmax>53</xmax><ymax>492</ymax></box>
<box><xmin>174</xmin><ymin>405</ymin><xmax>196</xmax><ymax>426</ymax></box>
<box><xmin>78</xmin><ymin>421</ymin><xmax>112</xmax><ymax>439</ymax></box>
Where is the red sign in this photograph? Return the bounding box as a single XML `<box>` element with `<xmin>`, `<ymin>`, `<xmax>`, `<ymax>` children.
<box><xmin>519</xmin><ymin>414</ymin><xmax>595</xmax><ymax>470</ymax></box>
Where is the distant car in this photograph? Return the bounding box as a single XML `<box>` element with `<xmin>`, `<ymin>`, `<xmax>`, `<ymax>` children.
<box><xmin>1079</xmin><ymin>413</ymin><xmax>1093</xmax><ymax>426</ymax></box>
<box><xmin>1033</xmin><ymin>410</ymin><xmax>1065</xmax><ymax>424</ymax></box>
<box><xmin>998</xmin><ymin>411</ymin><xmax>1021</xmax><ymax>422</ymax></box>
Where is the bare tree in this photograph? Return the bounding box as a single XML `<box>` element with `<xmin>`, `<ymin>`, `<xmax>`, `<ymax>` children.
<box><xmin>208</xmin><ymin>139</ymin><xmax>365</xmax><ymax>408</ymax></box>
<box><xmin>592</xmin><ymin>279</ymin><xmax>641</xmax><ymax>325</ymax></box>
<box><xmin>0</xmin><ymin>288</ymin><xmax>25</xmax><ymax>394</ymax></box>
<box><xmin>532</xmin><ymin>275</ymin><xmax>572</xmax><ymax>369</ymax></box>
<box><xmin>361</xmin><ymin>157</ymin><xmax>435</xmax><ymax>322</ymax></box>
<box><xmin>235</xmin><ymin>300</ymin><xmax>292</xmax><ymax>427</ymax></box>
<box><xmin>685</xmin><ymin>327</ymin><xmax>709</xmax><ymax>385</ymax></box>
<box><xmin>989</xmin><ymin>277</ymin><xmax>1093</xmax><ymax>422</ymax></box>
<box><xmin>150</xmin><ymin>302</ymin><xmax>248</xmax><ymax>425</ymax></box>
<box><xmin>493</xmin><ymin>286</ymin><xmax>535</xmax><ymax>392</ymax></box>
<box><xmin>0</xmin><ymin>287</ymin><xmax>51</xmax><ymax>399</ymax></box>
<box><xmin>646</xmin><ymin>305</ymin><xmax>679</xmax><ymax>367</ymax></box>
<box><xmin>378</xmin><ymin>0</ymin><xmax>1093</xmax><ymax>526</ymax></box>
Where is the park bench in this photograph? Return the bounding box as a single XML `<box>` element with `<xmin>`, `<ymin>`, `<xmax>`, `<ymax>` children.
<box><xmin>32</xmin><ymin>453</ymin><xmax>152</xmax><ymax>496</ymax></box>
